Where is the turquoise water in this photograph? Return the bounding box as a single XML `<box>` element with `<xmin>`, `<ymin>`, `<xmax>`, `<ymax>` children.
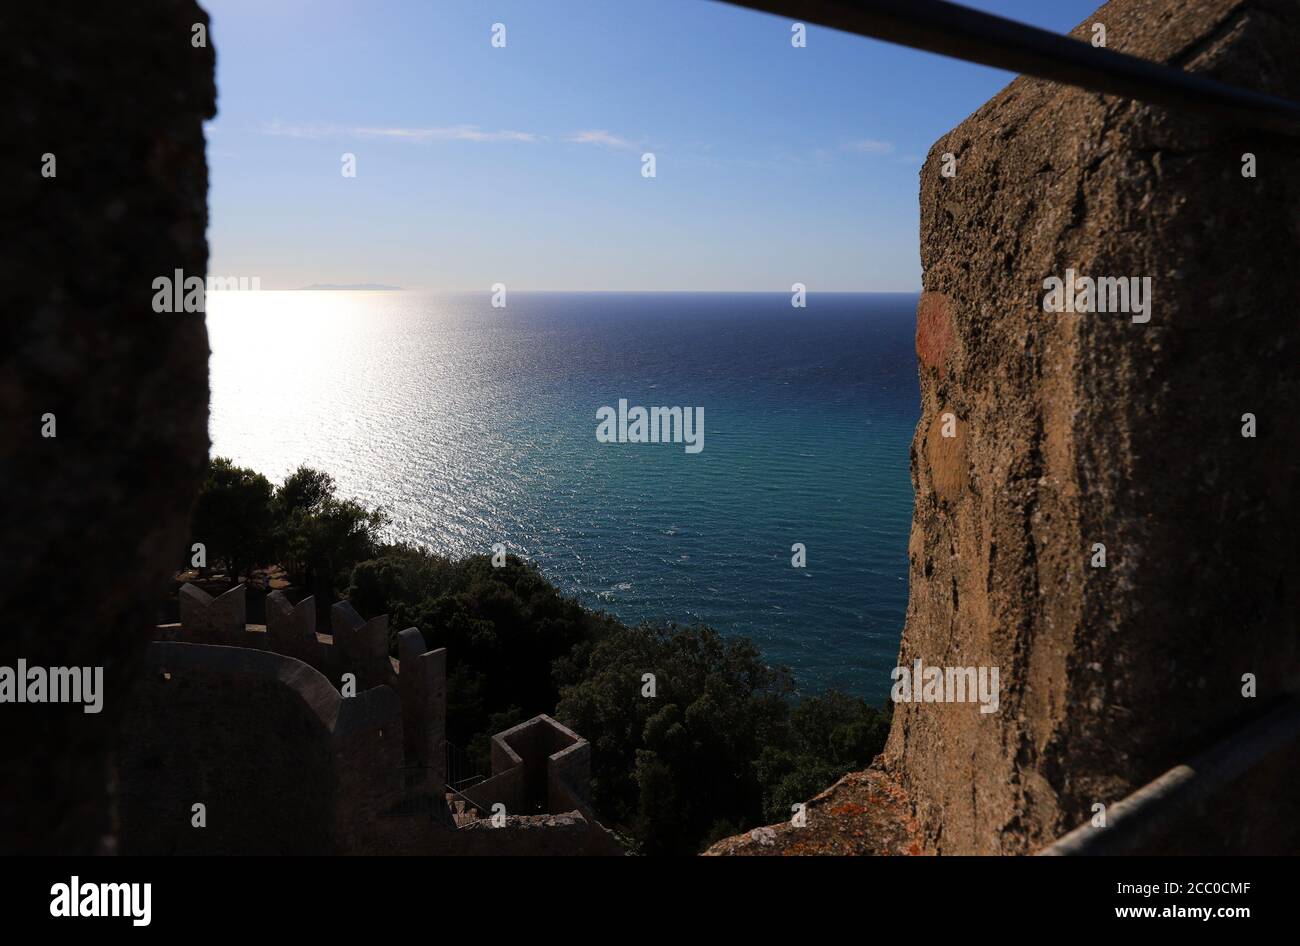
<box><xmin>207</xmin><ymin>291</ymin><xmax>919</xmax><ymax>699</ymax></box>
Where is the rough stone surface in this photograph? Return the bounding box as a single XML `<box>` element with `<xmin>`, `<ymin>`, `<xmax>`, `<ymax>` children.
<box><xmin>890</xmin><ymin>0</ymin><xmax>1300</xmax><ymax>855</ymax></box>
<box><xmin>0</xmin><ymin>3</ymin><xmax>215</xmax><ymax>854</ymax></box>
<box><xmin>266</xmin><ymin>590</ymin><xmax>322</xmax><ymax>665</ymax></box>
<box><xmin>703</xmin><ymin>769</ymin><xmax>920</xmax><ymax>856</ymax></box>
<box><xmin>332</xmin><ymin>600</ymin><xmax>396</xmax><ymax>691</ymax></box>
<box><xmin>397</xmin><ymin>629</ymin><xmax>447</xmax><ymax>789</ymax></box>
<box><xmin>179</xmin><ymin>583</ymin><xmax>247</xmax><ymax>645</ymax></box>
<box><xmin>119</xmin><ymin>644</ymin><xmax>343</xmax><ymax>854</ymax></box>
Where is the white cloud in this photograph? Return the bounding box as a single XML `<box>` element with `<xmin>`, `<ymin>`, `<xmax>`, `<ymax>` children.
<box><xmin>357</xmin><ymin>125</ymin><xmax>536</xmax><ymax>143</ymax></box>
<box><xmin>843</xmin><ymin>139</ymin><xmax>896</xmax><ymax>155</ymax></box>
<box><xmin>567</xmin><ymin>129</ymin><xmax>637</xmax><ymax>150</ymax></box>
<box><xmin>261</xmin><ymin>120</ymin><xmax>334</xmax><ymax>139</ymax></box>
<box><xmin>262</xmin><ymin>121</ymin><xmax>656</xmax><ymax>152</ymax></box>
<box><xmin>262</xmin><ymin>120</ymin><xmax>536</xmax><ymax>143</ymax></box>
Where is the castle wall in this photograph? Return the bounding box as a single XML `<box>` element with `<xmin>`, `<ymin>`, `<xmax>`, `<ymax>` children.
<box><xmin>179</xmin><ymin>583</ymin><xmax>248</xmax><ymax>646</ymax></box>
<box><xmin>167</xmin><ymin>586</ymin><xmax>400</xmax><ymax>690</ymax></box>
<box><xmin>267</xmin><ymin>589</ymin><xmax>324</xmax><ymax>667</ymax></box>
<box><xmin>119</xmin><ymin>643</ymin><xmax>341</xmax><ymax>854</ymax></box>
<box><xmin>332</xmin><ymin>600</ymin><xmax>396</xmax><ymax>691</ymax></box>
<box><xmin>466</xmin><ymin>744</ymin><xmax>527</xmax><ymax>816</ymax></box>
<box><xmin>397</xmin><ymin>628</ymin><xmax>447</xmax><ymax>790</ymax></box>
<box><xmin>548</xmin><ymin>738</ymin><xmax>593</xmax><ymax>815</ymax></box>
<box><xmin>129</xmin><ymin>590</ymin><xmax>446</xmax><ymax>853</ymax></box>
<box><xmin>119</xmin><ymin>639</ymin><xmax>431</xmax><ymax>855</ymax></box>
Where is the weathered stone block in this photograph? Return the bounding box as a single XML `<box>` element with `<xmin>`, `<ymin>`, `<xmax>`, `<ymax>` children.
<box><xmin>178</xmin><ymin>583</ymin><xmax>247</xmax><ymax>646</ymax></box>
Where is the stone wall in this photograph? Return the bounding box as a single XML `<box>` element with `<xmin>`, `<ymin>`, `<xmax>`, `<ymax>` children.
<box><xmin>0</xmin><ymin>2</ymin><xmax>215</xmax><ymax>854</ymax></box>
<box><xmin>129</xmin><ymin>589</ymin><xmax>452</xmax><ymax>851</ymax></box>
<box><xmin>889</xmin><ymin>0</ymin><xmax>1300</xmax><ymax>854</ymax></box>
<box><xmin>398</xmin><ymin>628</ymin><xmax>448</xmax><ymax>790</ymax></box>
<box><xmin>119</xmin><ymin>644</ymin><xmax>343</xmax><ymax>854</ymax></box>
<box><xmin>548</xmin><ymin>737</ymin><xmax>593</xmax><ymax>815</ymax></box>
<box><xmin>120</xmin><ymin>640</ymin><xmax>434</xmax><ymax>854</ymax></box>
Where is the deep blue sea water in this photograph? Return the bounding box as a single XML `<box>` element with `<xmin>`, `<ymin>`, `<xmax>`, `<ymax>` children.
<box><xmin>207</xmin><ymin>291</ymin><xmax>919</xmax><ymax>700</ymax></box>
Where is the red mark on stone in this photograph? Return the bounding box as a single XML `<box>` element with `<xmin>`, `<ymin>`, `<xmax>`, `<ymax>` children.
<box><xmin>916</xmin><ymin>291</ymin><xmax>954</xmax><ymax>371</ymax></box>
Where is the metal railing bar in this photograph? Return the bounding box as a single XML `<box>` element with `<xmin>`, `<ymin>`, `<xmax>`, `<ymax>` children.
<box><xmin>717</xmin><ymin>0</ymin><xmax>1300</xmax><ymax>137</ymax></box>
<box><xmin>444</xmin><ymin>783</ymin><xmax>490</xmax><ymax>829</ymax></box>
<box><xmin>1038</xmin><ymin>696</ymin><xmax>1300</xmax><ymax>855</ymax></box>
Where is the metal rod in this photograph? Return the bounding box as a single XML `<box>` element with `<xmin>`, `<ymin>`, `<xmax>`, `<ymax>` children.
<box><xmin>717</xmin><ymin>0</ymin><xmax>1300</xmax><ymax>136</ymax></box>
<box><xmin>1038</xmin><ymin>698</ymin><xmax>1300</xmax><ymax>855</ymax></box>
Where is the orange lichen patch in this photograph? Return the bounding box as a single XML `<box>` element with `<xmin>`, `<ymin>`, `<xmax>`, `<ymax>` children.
<box><xmin>701</xmin><ymin>767</ymin><xmax>920</xmax><ymax>856</ymax></box>
<box><xmin>916</xmin><ymin>292</ymin><xmax>955</xmax><ymax>371</ymax></box>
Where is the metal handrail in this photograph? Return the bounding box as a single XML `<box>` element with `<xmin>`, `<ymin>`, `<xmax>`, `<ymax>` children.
<box><xmin>444</xmin><ymin>740</ymin><xmax>488</xmax><ymax>786</ymax></box>
<box><xmin>1039</xmin><ymin>697</ymin><xmax>1300</xmax><ymax>855</ymax></box>
<box><xmin>719</xmin><ymin>0</ymin><xmax>1300</xmax><ymax>136</ymax></box>
<box><xmin>444</xmin><ymin>783</ymin><xmax>492</xmax><ymax>829</ymax></box>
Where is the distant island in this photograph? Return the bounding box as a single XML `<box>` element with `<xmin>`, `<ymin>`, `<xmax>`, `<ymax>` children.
<box><xmin>299</xmin><ymin>283</ymin><xmax>404</xmax><ymax>291</ymax></box>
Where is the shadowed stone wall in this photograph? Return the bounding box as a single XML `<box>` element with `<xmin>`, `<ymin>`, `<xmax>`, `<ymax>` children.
<box><xmin>118</xmin><ymin>645</ymin><xmax>341</xmax><ymax>855</ymax></box>
<box><xmin>0</xmin><ymin>3</ymin><xmax>215</xmax><ymax>854</ymax></box>
<box><xmin>118</xmin><ymin>642</ymin><xmax>622</xmax><ymax>855</ymax></box>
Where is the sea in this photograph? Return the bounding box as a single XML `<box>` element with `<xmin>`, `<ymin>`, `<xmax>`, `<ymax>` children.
<box><xmin>207</xmin><ymin>290</ymin><xmax>919</xmax><ymax>701</ymax></box>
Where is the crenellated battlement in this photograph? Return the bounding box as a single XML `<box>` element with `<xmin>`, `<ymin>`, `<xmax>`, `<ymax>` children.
<box><xmin>129</xmin><ymin>582</ymin><xmax>619</xmax><ymax>854</ymax></box>
<box><xmin>163</xmin><ymin>584</ymin><xmax>398</xmax><ymax>691</ymax></box>
<box><xmin>160</xmin><ymin>582</ymin><xmax>436</xmax><ymax>785</ymax></box>
<box><xmin>265</xmin><ymin>589</ymin><xmax>317</xmax><ymax>666</ymax></box>
<box><xmin>177</xmin><ymin>582</ymin><xmax>246</xmax><ymax>646</ymax></box>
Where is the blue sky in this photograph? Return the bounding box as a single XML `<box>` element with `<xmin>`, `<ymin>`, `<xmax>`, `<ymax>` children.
<box><xmin>204</xmin><ymin>0</ymin><xmax>1100</xmax><ymax>291</ymax></box>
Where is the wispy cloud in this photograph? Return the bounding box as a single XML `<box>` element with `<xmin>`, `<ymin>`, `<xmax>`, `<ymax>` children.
<box><xmin>842</xmin><ymin>139</ymin><xmax>896</xmax><ymax>156</ymax></box>
<box><xmin>262</xmin><ymin>120</ymin><xmax>537</xmax><ymax>143</ymax></box>
<box><xmin>358</xmin><ymin>125</ymin><xmax>537</xmax><ymax>143</ymax></box>
<box><xmin>567</xmin><ymin>129</ymin><xmax>638</xmax><ymax>151</ymax></box>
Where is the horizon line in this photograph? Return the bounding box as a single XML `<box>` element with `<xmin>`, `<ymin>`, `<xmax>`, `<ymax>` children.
<box><xmin>208</xmin><ymin>287</ymin><xmax>924</xmax><ymax>294</ymax></box>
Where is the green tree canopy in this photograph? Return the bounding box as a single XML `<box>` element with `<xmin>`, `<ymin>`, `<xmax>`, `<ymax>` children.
<box><xmin>555</xmin><ymin>623</ymin><xmax>795</xmax><ymax>855</ymax></box>
<box><xmin>275</xmin><ymin>464</ymin><xmax>336</xmax><ymax>517</ymax></box>
<box><xmin>190</xmin><ymin>457</ymin><xmax>275</xmax><ymax>584</ymax></box>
